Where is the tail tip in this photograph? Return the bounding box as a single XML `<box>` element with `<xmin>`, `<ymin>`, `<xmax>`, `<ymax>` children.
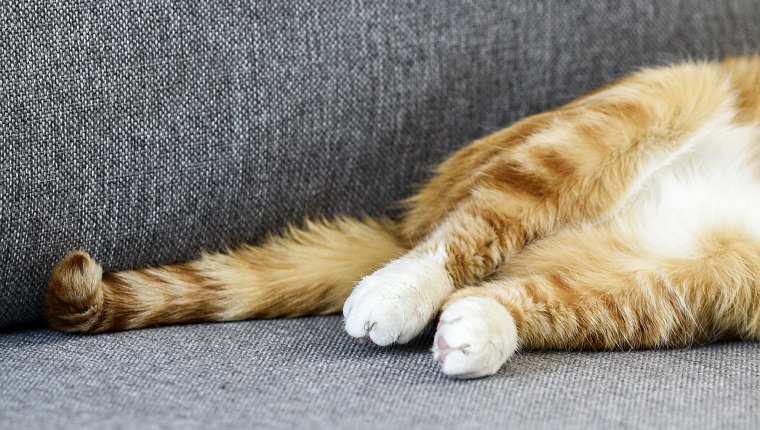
<box><xmin>46</xmin><ymin>251</ymin><xmax>105</xmax><ymax>332</ymax></box>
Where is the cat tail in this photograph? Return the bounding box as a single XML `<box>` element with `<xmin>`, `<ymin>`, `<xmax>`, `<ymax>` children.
<box><xmin>46</xmin><ymin>216</ymin><xmax>407</xmax><ymax>333</ymax></box>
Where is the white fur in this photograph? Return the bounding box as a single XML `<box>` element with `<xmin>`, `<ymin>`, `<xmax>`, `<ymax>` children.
<box><xmin>623</xmin><ymin>108</ymin><xmax>760</xmax><ymax>258</ymax></box>
<box><xmin>433</xmin><ymin>296</ymin><xmax>518</xmax><ymax>379</ymax></box>
<box><xmin>343</xmin><ymin>246</ymin><xmax>454</xmax><ymax>346</ymax></box>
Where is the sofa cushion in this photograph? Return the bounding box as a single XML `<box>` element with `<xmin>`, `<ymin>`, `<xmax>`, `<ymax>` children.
<box><xmin>2</xmin><ymin>317</ymin><xmax>758</xmax><ymax>428</ymax></box>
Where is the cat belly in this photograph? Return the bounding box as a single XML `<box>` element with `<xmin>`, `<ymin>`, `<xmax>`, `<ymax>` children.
<box><xmin>623</xmin><ymin>115</ymin><xmax>760</xmax><ymax>259</ymax></box>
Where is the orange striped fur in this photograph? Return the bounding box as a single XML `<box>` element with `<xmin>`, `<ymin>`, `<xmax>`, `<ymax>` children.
<box><xmin>47</xmin><ymin>217</ymin><xmax>404</xmax><ymax>332</ymax></box>
<box><xmin>47</xmin><ymin>57</ymin><xmax>760</xmax><ymax>378</ymax></box>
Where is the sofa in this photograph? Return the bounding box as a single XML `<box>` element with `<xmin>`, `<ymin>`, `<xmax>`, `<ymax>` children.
<box><xmin>3</xmin><ymin>1</ymin><xmax>760</xmax><ymax>428</ymax></box>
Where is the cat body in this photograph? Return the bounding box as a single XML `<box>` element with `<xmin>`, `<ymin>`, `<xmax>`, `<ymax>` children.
<box><xmin>47</xmin><ymin>57</ymin><xmax>760</xmax><ymax>378</ymax></box>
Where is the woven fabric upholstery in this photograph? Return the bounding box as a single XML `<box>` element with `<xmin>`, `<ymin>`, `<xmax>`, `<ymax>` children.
<box><xmin>4</xmin><ymin>0</ymin><xmax>760</xmax><ymax>328</ymax></box>
<box><xmin>2</xmin><ymin>318</ymin><xmax>759</xmax><ymax>429</ymax></box>
<box><xmin>4</xmin><ymin>1</ymin><xmax>760</xmax><ymax>429</ymax></box>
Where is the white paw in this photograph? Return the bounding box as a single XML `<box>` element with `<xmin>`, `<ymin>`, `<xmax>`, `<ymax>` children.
<box><xmin>343</xmin><ymin>252</ymin><xmax>454</xmax><ymax>346</ymax></box>
<box><xmin>433</xmin><ymin>296</ymin><xmax>518</xmax><ymax>379</ymax></box>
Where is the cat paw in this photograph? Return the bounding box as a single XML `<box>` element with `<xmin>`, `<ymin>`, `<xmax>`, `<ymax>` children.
<box><xmin>433</xmin><ymin>296</ymin><xmax>518</xmax><ymax>379</ymax></box>
<box><xmin>343</xmin><ymin>252</ymin><xmax>454</xmax><ymax>346</ymax></box>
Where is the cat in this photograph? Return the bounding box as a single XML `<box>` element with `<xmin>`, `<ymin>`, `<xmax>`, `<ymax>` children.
<box><xmin>46</xmin><ymin>57</ymin><xmax>760</xmax><ymax>379</ymax></box>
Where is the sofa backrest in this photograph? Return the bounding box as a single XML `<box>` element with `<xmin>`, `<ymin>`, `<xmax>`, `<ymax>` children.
<box><xmin>4</xmin><ymin>1</ymin><xmax>760</xmax><ymax>329</ymax></box>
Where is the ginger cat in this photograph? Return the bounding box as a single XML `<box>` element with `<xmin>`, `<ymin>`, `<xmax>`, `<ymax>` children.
<box><xmin>47</xmin><ymin>57</ymin><xmax>760</xmax><ymax>378</ymax></box>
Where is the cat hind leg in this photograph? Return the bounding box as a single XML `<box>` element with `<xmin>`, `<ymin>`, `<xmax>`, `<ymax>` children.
<box><xmin>433</xmin><ymin>296</ymin><xmax>518</xmax><ymax>378</ymax></box>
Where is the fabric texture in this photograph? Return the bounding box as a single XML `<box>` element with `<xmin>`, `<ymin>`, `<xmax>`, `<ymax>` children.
<box><xmin>3</xmin><ymin>1</ymin><xmax>760</xmax><ymax>428</ymax></box>
<box><xmin>4</xmin><ymin>0</ymin><xmax>760</xmax><ymax>328</ymax></box>
<box><xmin>2</xmin><ymin>317</ymin><xmax>758</xmax><ymax>429</ymax></box>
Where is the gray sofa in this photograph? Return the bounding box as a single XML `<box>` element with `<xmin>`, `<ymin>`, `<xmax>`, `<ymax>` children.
<box><xmin>3</xmin><ymin>1</ymin><xmax>760</xmax><ymax>428</ymax></box>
